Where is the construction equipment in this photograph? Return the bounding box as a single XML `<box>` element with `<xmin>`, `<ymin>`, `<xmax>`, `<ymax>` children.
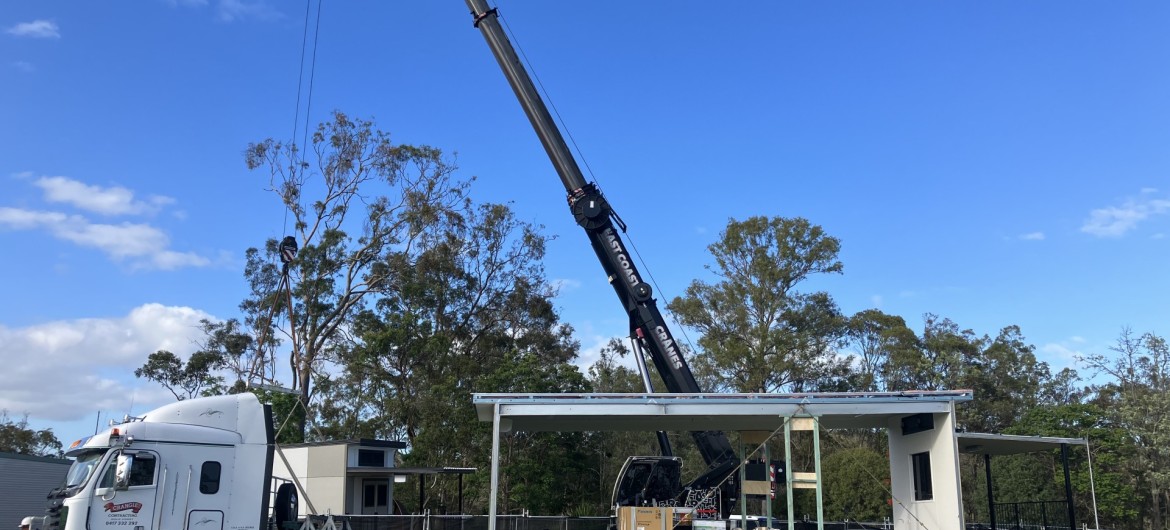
<box><xmin>465</xmin><ymin>0</ymin><xmax>741</xmax><ymax>517</ymax></box>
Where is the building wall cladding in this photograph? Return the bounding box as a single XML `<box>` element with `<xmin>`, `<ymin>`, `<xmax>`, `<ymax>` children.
<box><xmin>0</xmin><ymin>452</ymin><xmax>70</xmax><ymax>527</ymax></box>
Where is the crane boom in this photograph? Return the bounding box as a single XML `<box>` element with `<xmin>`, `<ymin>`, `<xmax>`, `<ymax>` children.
<box><xmin>465</xmin><ymin>0</ymin><xmax>740</xmax><ymax>513</ymax></box>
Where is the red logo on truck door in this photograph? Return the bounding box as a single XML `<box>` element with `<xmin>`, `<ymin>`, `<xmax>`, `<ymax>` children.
<box><xmin>104</xmin><ymin>502</ymin><xmax>143</xmax><ymax>514</ymax></box>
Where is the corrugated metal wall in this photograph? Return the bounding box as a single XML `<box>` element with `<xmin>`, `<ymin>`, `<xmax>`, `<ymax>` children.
<box><xmin>0</xmin><ymin>452</ymin><xmax>70</xmax><ymax>527</ymax></box>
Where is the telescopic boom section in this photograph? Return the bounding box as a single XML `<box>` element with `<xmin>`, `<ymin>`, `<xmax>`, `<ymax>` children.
<box><xmin>465</xmin><ymin>0</ymin><xmax>738</xmax><ymax>490</ymax></box>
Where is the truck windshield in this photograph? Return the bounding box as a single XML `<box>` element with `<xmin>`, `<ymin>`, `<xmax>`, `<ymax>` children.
<box><xmin>65</xmin><ymin>450</ymin><xmax>108</xmax><ymax>488</ymax></box>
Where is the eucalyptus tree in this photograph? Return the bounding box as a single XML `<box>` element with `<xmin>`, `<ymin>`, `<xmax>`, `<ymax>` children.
<box><xmin>845</xmin><ymin>309</ymin><xmax>919</xmax><ymax>391</ymax></box>
<box><xmin>134</xmin><ymin>349</ymin><xmax>226</xmax><ymax>401</ymax></box>
<box><xmin>667</xmin><ymin>216</ymin><xmax>849</xmax><ymax>393</ymax></box>
<box><xmin>313</xmin><ymin>199</ymin><xmax>594</xmax><ymax>512</ymax></box>
<box><xmin>0</xmin><ymin>411</ymin><xmax>62</xmax><ymax>457</ymax></box>
<box><xmin>1081</xmin><ymin>329</ymin><xmax>1170</xmax><ymax>528</ymax></box>
<box><xmin>241</xmin><ymin>111</ymin><xmax>471</xmax><ymax>438</ymax></box>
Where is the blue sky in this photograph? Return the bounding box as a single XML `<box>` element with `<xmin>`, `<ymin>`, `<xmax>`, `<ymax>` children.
<box><xmin>2</xmin><ymin>1</ymin><xmax>1167</xmax><ymax>448</ymax></box>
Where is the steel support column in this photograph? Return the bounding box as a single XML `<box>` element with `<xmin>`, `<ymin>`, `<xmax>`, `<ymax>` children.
<box><xmin>984</xmin><ymin>453</ymin><xmax>996</xmax><ymax>530</ymax></box>
<box><xmin>489</xmin><ymin>404</ymin><xmax>501</xmax><ymax>530</ymax></box>
<box><xmin>1061</xmin><ymin>443</ymin><xmax>1077</xmax><ymax>530</ymax></box>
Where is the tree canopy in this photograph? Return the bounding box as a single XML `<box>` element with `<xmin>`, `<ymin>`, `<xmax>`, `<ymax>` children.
<box><xmin>0</xmin><ymin>411</ymin><xmax>62</xmax><ymax>457</ymax></box>
<box><xmin>123</xmin><ymin>116</ymin><xmax>1169</xmax><ymax>526</ymax></box>
<box><xmin>668</xmin><ymin>216</ymin><xmax>849</xmax><ymax>393</ymax></box>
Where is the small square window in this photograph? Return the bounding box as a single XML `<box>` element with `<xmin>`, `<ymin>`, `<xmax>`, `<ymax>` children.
<box><xmin>358</xmin><ymin>449</ymin><xmax>385</xmax><ymax>467</ymax></box>
<box><xmin>129</xmin><ymin>455</ymin><xmax>156</xmax><ymax>486</ymax></box>
<box><xmin>200</xmin><ymin>461</ymin><xmax>221</xmax><ymax>494</ymax></box>
<box><xmin>911</xmin><ymin>452</ymin><xmax>932</xmax><ymax>501</ymax></box>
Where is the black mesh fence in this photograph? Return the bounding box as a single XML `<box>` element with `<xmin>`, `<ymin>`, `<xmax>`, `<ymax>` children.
<box><xmin>288</xmin><ymin>514</ymin><xmax>1116</xmax><ymax>530</ymax></box>
<box><xmin>986</xmin><ymin>500</ymin><xmax>1073</xmax><ymax>530</ymax></box>
<box><xmin>296</xmin><ymin>515</ymin><xmax>613</xmax><ymax>530</ymax></box>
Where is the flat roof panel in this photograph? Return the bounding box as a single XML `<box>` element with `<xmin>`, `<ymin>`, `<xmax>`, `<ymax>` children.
<box><xmin>346</xmin><ymin>466</ymin><xmax>476</xmax><ymax>476</ymax></box>
<box><xmin>474</xmin><ymin>392</ymin><xmax>972</xmax><ymax>432</ymax></box>
<box><xmin>957</xmin><ymin>433</ymin><xmax>1087</xmax><ymax>455</ymax></box>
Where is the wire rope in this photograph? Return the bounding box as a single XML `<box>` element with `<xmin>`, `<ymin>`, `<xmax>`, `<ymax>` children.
<box><xmin>496</xmin><ymin>11</ymin><xmax>600</xmax><ymax>186</ymax></box>
<box><xmin>816</xmin><ymin>421</ymin><xmax>934</xmax><ymax>529</ymax></box>
<box><xmin>301</xmin><ymin>0</ymin><xmax>324</xmax><ymax>156</ymax></box>
<box><xmin>290</xmin><ymin>0</ymin><xmax>312</xmax><ymax>156</ymax></box>
<box><xmin>495</xmin><ymin>5</ymin><xmax>702</xmax><ymax>357</ymax></box>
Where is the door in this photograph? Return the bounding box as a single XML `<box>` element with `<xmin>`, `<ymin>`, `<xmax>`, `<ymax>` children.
<box><xmin>361</xmin><ymin>479</ymin><xmax>389</xmax><ymax>515</ymax></box>
<box><xmin>91</xmin><ymin>451</ymin><xmax>159</xmax><ymax>530</ymax></box>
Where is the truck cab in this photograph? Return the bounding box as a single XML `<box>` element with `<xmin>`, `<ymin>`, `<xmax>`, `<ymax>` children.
<box><xmin>44</xmin><ymin>394</ymin><xmax>275</xmax><ymax>530</ymax></box>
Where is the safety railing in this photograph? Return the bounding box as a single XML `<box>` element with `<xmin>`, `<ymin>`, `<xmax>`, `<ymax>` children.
<box><xmin>988</xmin><ymin>500</ymin><xmax>1073</xmax><ymax>530</ymax></box>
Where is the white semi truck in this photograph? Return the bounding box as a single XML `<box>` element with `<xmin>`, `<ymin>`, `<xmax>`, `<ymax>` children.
<box><xmin>39</xmin><ymin>393</ymin><xmax>297</xmax><ymax>530</ymax></box>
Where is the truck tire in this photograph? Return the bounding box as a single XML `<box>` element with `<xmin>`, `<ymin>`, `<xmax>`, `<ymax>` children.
<box><xmin>274</xmin><ymin>483</ymin><xmax>299</xmax><ymax>529</ymax></box>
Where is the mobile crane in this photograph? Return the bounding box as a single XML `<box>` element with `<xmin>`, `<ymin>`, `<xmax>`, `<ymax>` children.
<box><xmin>465</xmin><ymin>0</ymin><xmax>741</xmax><ymax>517</ymax></box>
<box><xmin>27</xmin><ymin>5</ymin><xmax>740</xmax><ymax>527</ymax></box>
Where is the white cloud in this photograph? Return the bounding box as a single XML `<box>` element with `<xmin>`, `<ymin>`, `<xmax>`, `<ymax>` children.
<box><xmin>1081</xmin><ymin>192</ymin><xmax>1170</xmax><ymax>237</ymax></box>
<box><xmin>217</xmin><ymin>0</ymin><xmax>280</xmax><ymax>22</ymax></box>
<box><xmin>34</xmin><ymin>175</ymin><xmax>175</xmax><ymax>216</ymax></box>
<box><xmin>1040</xmin><ymin>338</ymin><xmax>1090</xmax><ymax>372</ymax></box>
<box><xmin>147</xmin><ymin>250</ymin><xmax>213</xmax><ymax>270</ymax></box>
<box><xmin>574</xmin><ymin>333</ymin><xmax>639</xmax><ymax>373</ymax></box>
<box><xmin>1041</xmin><ymin>343</ymin><xmax>1081</xmax><ymax>361</ymax></box>
<box><xmin>0</xmin><ymin>207</ymin><xmax>210</xmax><ymax>270</ymax></box>
<box><xmin>6</xmin><ymin>20</ymin><xmax>60</xmax><ymax>39</ymax></box>
<box><xmin>0</xmin><ymin>304</ymin><xmax>215</xmax><ymax>422</ymax></box>
<box><xmin>164</xmin><ymin>0</ymin><xmax>279</xmax><ymax>22</ymax></box>
<box><xmin>0</xmin><ymin>207</ymin><xmax>66</xmax><ymax>229</ymax></box>
<box><xmin>550</xmin><ymin>278</ymin><xmax>582</xmax><ymax>293</ymax></box>
<box><xmin>1019</xmin><ymin>232</ymin><xmax>1045</xmax><ymax>241</ymax></box>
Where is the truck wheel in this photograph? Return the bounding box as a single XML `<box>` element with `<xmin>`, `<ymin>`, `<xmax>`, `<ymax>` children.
<box><xmin>274</xmin><ymin>483</ymin><xmax>299</xmax><ymax>529</ymax></box>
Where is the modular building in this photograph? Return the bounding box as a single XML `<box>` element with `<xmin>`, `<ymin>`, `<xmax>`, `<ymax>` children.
<box><xmin>0</xmin><ymin>452</ymin><xmax>69</xmax><ymax>528</ymax></box>
<box><xmin>271</xmin><ymin>439</ymin><xmax>407</xmax><ymax>516</ymax></box>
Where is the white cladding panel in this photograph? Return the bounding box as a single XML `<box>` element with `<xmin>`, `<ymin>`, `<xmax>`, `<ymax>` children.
<box><xmin>306</xmin><ymin>476</ymin><xmax>347</xmax><ymax>516</ymax></box>
<box><xmin>272</xmin><ymin>446</ymin><xmax>309</xmax><ymax>479</ymax></box>
<box><xmin>272</xmin><ymin>445</ymin><xmax>352</xmax><ymax>517</ymax></box>
<box><xmin>887</xmin><ymin>408</ymin><xmax>964</xmax><ymax>529</ymax></box>
<box><xmin>307</xmin><ymin>445</ymin><xmax>347</xmax><ymax>478</ymax></box>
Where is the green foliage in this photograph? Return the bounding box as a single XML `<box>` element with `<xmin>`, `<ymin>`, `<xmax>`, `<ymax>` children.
<box><xmin>306</xmin><ymin>169</ymin><xmax>588</xmax><ymax>512</ymax></box>
<box><xmin>867</xmin><ymin>315</ymin><xmax>1057</xmax><ymax>434</ymax></box>
<box><xmin>1005</xmin><ymin>403</ymin><xmax>1140</xmax><ymax>526</ymax></box>
<box><xmin>1081</xmin><ymin>329</ymin><xmax>1170</xmax><ymax>529</ymax></box>
<box><xmin>243</xmin><ymin>111</ymin><xmax>471</xmax><ymax>438</ymax></box>
<box><xmin>134</xmin><ymin>349</ymin><xmax>226</xmax><ymax>400</ymax></box>
<box><xmin>249</xmin><ymin>387</ymin><xmax>306</xmax><ymax>445</ymax></box>
<box><xmin>0</xmin><ymin>410</ymin><xmax>62</xmax><ymax>457</ymax></box>
<box><xmin>667</xmin><ymin>216</ymin><xmax>849</xmax><ymax>393</ymax></box>
<box><xmin>195</xmin><ymin>318</ymin><xmax>262</xmax><ymax>392</ymax></box>
<box><xmin>821</xmin><ymin>447</ymin><xmax>890</xmax><ymax>522</ymax></box>
<box><xmin>123</xmin><ymin>115</ymin><xmax>1156</xmax><ymax>524</ymax></box>
<box><xmin>845</xmin><ymin>309</ymin><xmax>918</xmax><ymax>392</ymax></box>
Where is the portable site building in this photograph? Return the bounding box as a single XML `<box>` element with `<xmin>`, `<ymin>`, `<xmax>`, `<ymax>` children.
<box><xmin>0</xmin><ymin>451</ymin><xmax>70</xmax><ymax>528</ymax></box>
<box><xmin>271</xmin><ymin>439</ymin><xmax>407</xmax><ymax>517</ymax></box>
<box><xmin>272</xmin><ymin>439</ymin><xmax>477</xmax><ymax>518</ymax></box>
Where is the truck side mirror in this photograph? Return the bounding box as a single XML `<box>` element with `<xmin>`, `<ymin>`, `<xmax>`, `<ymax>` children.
<box><xmin>114</xmin><ymin>453</ymin><xmax>134</xmax><ymax>491</ymax></box>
